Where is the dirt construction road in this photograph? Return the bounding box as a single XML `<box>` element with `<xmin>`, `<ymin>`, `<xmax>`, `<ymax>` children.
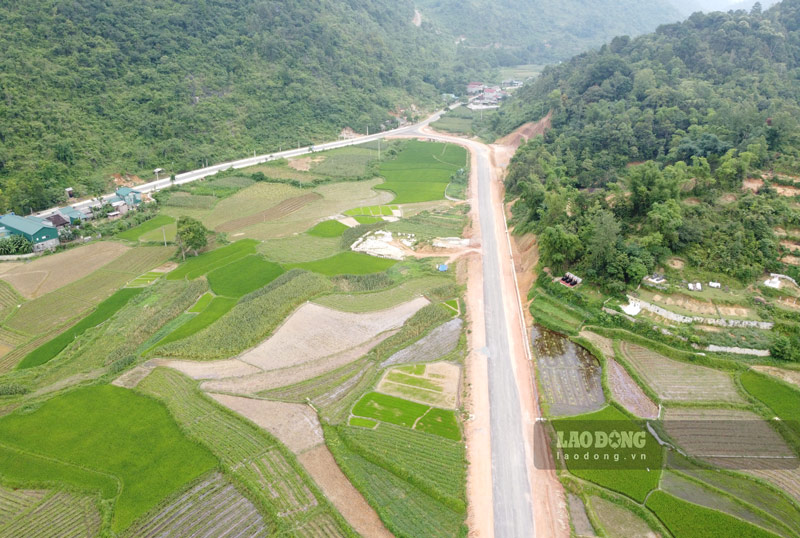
<box><xmin>401</xmin><ymin>119</ymin><xmax>568</xmax><ymax>537</ymax></box>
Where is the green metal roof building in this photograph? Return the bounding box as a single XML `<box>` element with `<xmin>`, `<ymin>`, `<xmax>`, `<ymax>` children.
<box><xmin>0</xmin><ymin>214</ymin><xmax>59</xmax><ymax>252</ymax></box>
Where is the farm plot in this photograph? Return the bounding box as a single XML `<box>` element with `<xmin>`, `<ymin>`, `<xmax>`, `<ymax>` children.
<box><xmin>17</xmin><ymin>287</ymin><xmax>143</xmax><ymax>369</ymax></box>
<box><xmin>298</xmin><ymin>446</ymin><xmax>393</xmax><ymax>538</ymax></box>
<box><xmin>149</xmin><ymin>297</ymin><xmax>237</xmax><ymax>350</ymax></box>
<box><xmin>751</xmin><ymin>365</ymin><xmax>800</xmax><ymax>390</ymax></box>
<box><xmin>351</xmin><ymin>392</ymin><xmax>461</xmax><ymax>440</ymax></box>
<box><xmin>315</xmin><ymin>276</ymin><xmax>451</xmax><ymax>313</ymax></box>
<box><xmin>116</xmin><ymin>215</ymin><xmax>175</xmax><ymax>242</ymax></box>
<box><xmin>668</xmin><ymin>453</ymin><xmax>800</xmax><ymax>533</ymax></box>
<box><xmin>307</xmin><ymin>220</ymin><xmax>349</xmax><ymax>238</ymax></box>
<box><xmin>567</xmin><ymin>494</ymin><xmax>596</xmax><ymax>537</ymax></box>
<box><xmin>380</xmin><ymin>318</ymin><xmax>463</xmax><ymax>368</ymax></box>
<box><xmin>123</xmin><ymin>472</ymin><xmax>269</xmax><ymax>538</ymax></box>
<box><xmin>662</xmin><ymin>407</ymin><xmax>799</xmax><ymax>500</ymax></box>
<box><xmin>208</xmin><ymin>394</ymin><xmax>324</xmax><ymax>453</ymax></box>
<box><xmin>4</xmin><ymin>246</ymin><xmax>172</xmax><ymax>336</ymax></box>
<box><xmin>237</xmin><ymin>298</ymin><xmax>428</xmax><ymax>371</ymax></box>
<box><xmin>157</xmin><ymin>271</ymin><xmax>333</xmax><ymax>360</ymax></box>
<box><xmin>126</xmin><ymin>271</ymin><xmax>162</xmax><ymax>287</ymax></box>
<box><xmin>161</xmin><ymin>192</ymin><xmax>217</xmax><ymax>209</ymax></box>
<box><xmin>376</xmin><ymin>140</ymin><xmax>467</xmax><ymax>204</ymax></box>
<box><xmin>137</xmin><ymin>368</ymin><xmax>350</xmax><ymax>534</ymax></box>
<box><xmin>162</xmin><ymin>182</ymin><xmax>302</xmax><ymax>231</ymax></box>
<box><xmin>661</xmin><ymin>471</ymin><xmax>791</xmax><ymax>537</ymax></box>
<box><xmin>0</xmin><ymin>385</ymin><xmax>216</xmax><ymax>532</ymax></box>
<box><xmin>258</xmin><ymin>234</ymin><xmax>342</xmax><ymax>264</ymax></box>
<box><xmin>0</xmin><ymin>488</ymin><xmax>101</xmax><ymax>538</ymax></box>
<box><xmin>240</xmin><ymin>179</ymin><xmax>394</xmax><ymax>240</ymax></box>
<box><xmin>646</xmin><ymin>490</ymin><xmax>780</xmax><ymax>538</ymax></box>
<box><xmin>607</xmin><ymin>357</ymin><xmax>658</xmax><ymax>419</ymax></box>
<box><xmin>288</xmin><ymin>252</ymin><xmax>397</xmax><ymax>276</ymax></box>
<box><xmin>309</xmin><ymin>144</ymin><xmax>381</xmax><ymax>177</ymax></box>
<box><xmin>386</xmin><ymin>208</ymin><xmax>467</xmax><ymax>241</ymax></box>
<box><xmin>586</xmin><ymin>496</ymin><xmax>658</xmax><ymax>538</ymax></box>
<box><xmin>206</xmin><ymin>255</ymin><xmax>284</xmax><ymax>298</ymax></box>
<box><xmin>216</xmin><ymin>193</ymin><xmax>321</xmax><ymax>234</ymax></box>
<box><xmin>326</xmin><ymin>427</ymin><xmax>466</xmax><ymax>538</ymax></box>
<box><xmin>344</xmin><ymin>205</ymin><xmax>399</xmax><ymax>217</ymax></box>
<box><xmin>377</xmin><ymin>362</ymin><xmax>461</xmax><ymax>408</ymax></box>
<box><xmin>618</xmin><ymin>341</ymin><xmax>744</xmax><ymax>403</ymax></box>
<box><xmin>552</xmin><ymin>405</ymin><xmax>662</xmax><ymax>502</ymax></box>
<box><xmin>532</xmin><ymin>325</ymin><xmax>605</xmax><ymax>416</ymax></box>
<box><xmin>0</xmin><ymin>281</ymin><xmax>21</xmax><ymax>325</ymax></box>
<box><xmin>1</xmin><ymin>241</ymin><xmax>130</xmax><ymax>299</ymax></box>
<box><xmin>166</xmin><ymin>240</ymin><xmax>258</xmax><ymax>281</ymax></box>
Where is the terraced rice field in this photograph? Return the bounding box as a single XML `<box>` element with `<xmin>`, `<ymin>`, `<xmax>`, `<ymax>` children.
<box><xmin>166</xmin><ymin>240</ymin><xmax>258</xmax><ymax>281</ymax></box>
<box><xmin>618</xmin><ymin>341</ymin><xmax>744</xmax><ymax>403</ymax></box>
<box><xmin>314</xmin><ymin>276</ymin><xmax>451</xmax><ymax>313</ymax></box>
<box><xmin>4</xmin><ymin>246</ymin><xmax>173</xmax><ymax>335</ymax></box>
<box><xmin>661</xmin><ymin>471</ymin><xmax>791</xmax><ymax>537</ymax></box>
<box><xmin>377</xmin><ymin>141</ymin><xmax>466</xmax><ymax>204</ymax></box>
<box><xmin>533</xmin><ymin>325</ymin><xmax>605</xmax><ymax>416</ymax></box>
<box><xmin>0</xmin><ymin>241</ymin><xmax>130</xmax><ymax>299</ymax></box>
<box><xmin>258</xmin><ymin>235</ymin><xmax>343</xmax><ymax>264</ymax></box>
<box><xmin>380</xmin><ymin>318</ymin><xmax>463</xmax><ymax>368</ymax></box>
<box><xmin>123</xmin><ymin>473</ymin><xmax>268</xmax><ymax>538</ymax></box>
<box><xmin>307</xmin><ymin>220</ymin><xmax>349</xmax><ymax>238</ymax></box>
<box><xmin>137</xmin><ymin>368</ymin><xmax>350</xmax><ymax>534</ymax></box>
<box><xmin>0</xmin><ymin>488</ymin><xmax>101</xmax><ymax>538</ymax></box>
<box><xmin>344</xmin><ymin>205</ymin><xmax>398</xmax><ymax>217</ymax></box>
<box><xmin>377</xmin><ymin>362</ymin><xmax>461</xmax><ymax>408</ymax></box>
<box><xmin>0</xmin><ymin>281</ymin><xmax>21</xmax><ymax>323</ymax></box>
<box><xmin>288</xmin><ymin>252</ymin><xmax>397</xmax><ymax>276</ymax></box>
<box><xmin>351</xmin><ymin>392</ymin><xmax>461</xmax><ymax>440</ymax></box>
<box><xmin>237</xmin><ymin>298</ymin><xmax>428</xmax><ymax>371</ymax></box>
<box><xmin>116</xmin><ymin>215</ymin><xmax>175</xmax><ymax>242</ymax></box>
<box><xmin>126</xmin><ymin>271</ymin><xmax>162</xmax><ymax>287</ymax></box>
<box><xmin>587</xmin><ymin>496</ymin><xmax>658</xmax><ymax>537</ymax></box>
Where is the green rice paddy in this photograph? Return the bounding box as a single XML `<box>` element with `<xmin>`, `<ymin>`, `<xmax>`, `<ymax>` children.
<box><xmin>288</xmin><ymin>252</ymin><xmax>397</xmax><ymax>276</ymax></box>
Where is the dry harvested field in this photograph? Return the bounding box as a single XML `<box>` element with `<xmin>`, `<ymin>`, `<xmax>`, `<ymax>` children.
<box><xmin>618</xmin><ymin>342</ymin><xmax>744</xmax><ymax>403</ymax></box>
<box><xmin>663</xmin><ymin>407</ymin><xmax>795</xmax><ymax>467</ymax></box>
<box><xmin>199</xmin><ymin>335</ymin><xmax>389</xmax><ymax>395</ymax></box>
<box><xmin>123</xmin><ymin>472</ymin><xmax>268</xmax><ymax>538</ymax></box>
<box><xmin>209</xmin><ymin>394</ymin><xmax>323</xmax><ymax>453</ymax></box>
<box><xmin>238</xmin><ymin>298</ymin><xmax>428</xmax><ymax>371</ymax></box>
<box><xmin>0</xmin><ymin>488</ymin><xmax>101</xmax><ymax>537</ymax></box>
<box><xmin>587</xmin><ymin>496</ymin><xmax>657</xmax><ymax>537</ymax></box>
<box><xmin>216</xmin><ymin>193</ymin><xmax>321</xmax><ymax>233</ymax></box>
<box><xmin>607</xmin><ymin>357</ymin><xmax>659</xmax><ymax>419</ymax></box>
<box><xmin>380</xmin><ymin>318</ymin><xmax>463</xmax><ymax>368</ymax></box>
<box><xmin>238</xmin><ymin>179</ymin><xmax>394</xmax><ymax>240</ymax></box>
<box><xmin>1</xmin><ymin>241</ymin><xmax>130</xmax><ymax>299</ymax></box>
<box><xmin>153</xmin><ymin>358</ymin><xmax>259</xmax><ymax>380</ymax></box>
<box><xmin>751</xmin><ymin>365</ymin><xmax>800</xmax><ymax>389</ymax></box>
<box><xmin>298</xmin><ymin>446</ymin><xmax>393</xmax><ymax>538</ymax></box>
<box><xmin>647</xmin><ymin>291</ymin><xmax>756</xmax><ymax>318</ymax></box>
<box><xmin>533</xmin><ymin>326</ymin><xmax>605</xmax><ymax>416</ymax></box>
<box><xmin>567</xmin><ymin>494</ymin><xmax>596</xmax><ymax>537</ymax></box>
<box><xmin>377</xmin><ymin>362</ymin><xmax>461</xmax><ymax>408</ymax></box>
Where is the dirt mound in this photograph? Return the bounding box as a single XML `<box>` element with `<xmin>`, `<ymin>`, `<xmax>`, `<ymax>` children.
<box><xmin>782</xmin><ymin>255</ymin><xmax>800</xmax><ymax>266</ymax></box>
<box><xmin>719</xmin><ymin>193</ymin><xmax>737</xmax><ymax>204</ymax></box>
<box><xmin>775</xmin><ymin>184</ymin><xmax>800</xmax><ymax>197</ymax></box>
<box><xmin>743</xmin><ymin>177</ymin><xmax>764</xmax><ymax>192</ymax></box>
<box><xmin>683</xmin><ymin>197</ymin><xmax>701</xmax><ymax>206</ymax></box>
<box><xmin>781</xmin><ymin>240</ymin><xmax>800</xmax><ymax>252</ymax></box>
<box><xmin>495</xmin><ymin>113</ymin><xmax>552</xmax><ymax>149</ymax></box>
<box><xmin>288</xmin><ymin>156</ymin><xmax>325</xmax><ymax>171</ymax></box>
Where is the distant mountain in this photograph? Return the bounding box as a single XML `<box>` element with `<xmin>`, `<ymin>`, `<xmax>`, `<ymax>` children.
<box><xmin>414</xmin><ymin>0</ymin><xmax>684</xmax><ymax>65</ymax></box>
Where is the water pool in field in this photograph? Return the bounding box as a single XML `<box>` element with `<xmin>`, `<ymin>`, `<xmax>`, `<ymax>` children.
<box><xmin>531</xmin><ymin>325</ymin><xmax>605</xmax><ymax>416</ymax></box>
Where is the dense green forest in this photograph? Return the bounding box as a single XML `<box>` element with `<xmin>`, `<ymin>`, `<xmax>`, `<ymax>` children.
<box><xmin>500</xmin><ymin>0</ymin><xmax>800</xmax><ymax>288</ymax></box>
<box><xmin>0</xmin><ymin>0</ymin><xmax>484</xmax><ymax>213</ymax></box>
<box><xmin>415</xmin><ymin>0</ymin><xmax>683</xmax><ymax>65</ymax></box>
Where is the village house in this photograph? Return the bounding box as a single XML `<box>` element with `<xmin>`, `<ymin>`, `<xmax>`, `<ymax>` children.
<box><xmin>0</xmin><ymin>214</ymin><xmax>60</xmax><ymax>252</ymax></box>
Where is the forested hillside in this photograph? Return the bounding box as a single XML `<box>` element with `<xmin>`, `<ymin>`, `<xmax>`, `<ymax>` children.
<box><xmin>0</xmin><ymin>0</ymin><xmax>476</xmax><ymax>213</ymax></box>
<box><xmin>414</xmin><ymin>0</ymin><xmax>682</xmax><ymax>65</ymax></box>
<box><xmin>501</xmin><ymin>0</ymin><xmax>800</xmax><ymax>288</ymax></box>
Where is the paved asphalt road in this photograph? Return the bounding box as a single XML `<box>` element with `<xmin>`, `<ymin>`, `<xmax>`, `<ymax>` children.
<box><xmin>403</xmin><ymin>126</ymin><xmax>535</xmax><ymax>537</ymax></box>
<box><xmin>41</xmin><ymin>112</ymin><xmax>538</xmax><ymax>536</ymax></box>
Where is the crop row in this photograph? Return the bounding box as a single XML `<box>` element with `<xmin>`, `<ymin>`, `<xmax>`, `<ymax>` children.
<box><xmin>137</xmin><ymin>368</ymin><xmax>353</xmax><ymax>536</ymax></box>
<box><xmin>0</xmin><ymin>484</ymin><xmax>44</xmax><ymax>520</ymax></box>
<box><xmin>325</xmin><ymin>426</ymin><xmax>465</xmax><ymax>538</ymax></box>
<box><xmin>339</xmin><ymin>423</ymin><xmax>466</xmax><ymax>509</ymax></box>
<box><xmin>0</xmin><ymin>489</ymin><xmax>101</xmax><ymax>538</ymax></box>
<box><xmin>123</xmin><ymin>473</ymin><xmax>269</xmax><ymax>538</ymax></box>
<box><xmin>351</xmin><ymin>392</ymin><xmax>461</xmax><ymax>441</ymax></box>
<box><xmin>157</xmin><ymin>270</ymin><xmax>333</xmax><ymax>359</ymax></box>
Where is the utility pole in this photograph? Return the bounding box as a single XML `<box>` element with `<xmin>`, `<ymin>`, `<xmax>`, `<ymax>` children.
<box><xmin>378</xmin><ymin>138</ymin><xmax>381</xmax><ymax>161</ymax></box>
<box><xmin>162</xmin><ymin>226</ymin><xmax>167</xmax><ymax>246</ymax></box>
